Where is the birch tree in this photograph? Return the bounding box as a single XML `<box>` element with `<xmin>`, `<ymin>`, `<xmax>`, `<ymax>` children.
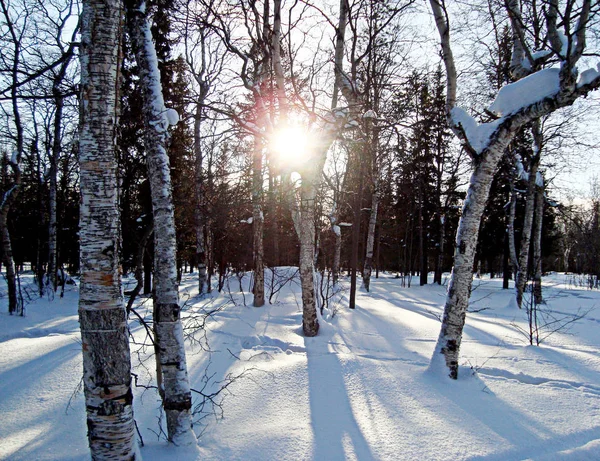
<box><xmin>428</xmin><ymin>0</ymin><xmax>600</xmax><ymax>379</ymax></box>
<box><xmin>78</xmin><ymin>0</ymin><xmax>137</xmax><ymax>455</ymax></box>
<box><xmin>126</xmin><ymin>0</ymin><xmax>196</xmax><ymax>445</ymax></box>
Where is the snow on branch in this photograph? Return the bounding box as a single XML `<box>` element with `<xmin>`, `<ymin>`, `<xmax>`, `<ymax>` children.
<box><xmin>578</xmin><ymin>65</ymin><xmax>600</xmax><ymax>88</ymax></box>
<box><xmin>450</xmin><ymin>64</ymin><xmax>600</xmax><ymax>156</ymax></box>
<box><xmin>488</xmin><ymin>68</ymin><xmax>561</xmax><ymax>117</ymax></box>
<box><xmin>450</xmin><ymin>107</ymin><xmax>502</xmax><ymax>155</ymax></box>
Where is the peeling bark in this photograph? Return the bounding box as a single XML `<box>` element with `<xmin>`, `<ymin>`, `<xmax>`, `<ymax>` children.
<box><xmin>78</xmin><ymin>0</ymin><xmax>137</xmax><ymax>456</ymax></box>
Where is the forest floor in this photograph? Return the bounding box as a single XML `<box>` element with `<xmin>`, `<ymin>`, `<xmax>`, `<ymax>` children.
<box><xmin>1</xmin><ymin>270</ymin><xmax>600</xmax><ymax>460</ymax></box>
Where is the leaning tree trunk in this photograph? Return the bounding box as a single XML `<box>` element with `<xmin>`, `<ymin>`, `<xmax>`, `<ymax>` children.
<box><xmin>126</xmin><ymin>1</ymin><xmax>196</xmax><ymax>446</ymax></box>
<box><xmin>532</xmin><ymin>183</ymin><xmax>544</xmax><ymax>304</ymax></box>
<box><xmin>78</xmin><ymin>0</ymin><xmax>138</xmax><ymax>456</ymax></box>
<box><xmin>430</xmin><ymin>143</ymin><xmax>507</xmax><ymax>379</ymax></box>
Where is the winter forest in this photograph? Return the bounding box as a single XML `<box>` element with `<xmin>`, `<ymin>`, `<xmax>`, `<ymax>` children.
<box><xmin>2</xmin><ymin>0</ymin><xmax>600</xmax><ymax>459</ymax></box>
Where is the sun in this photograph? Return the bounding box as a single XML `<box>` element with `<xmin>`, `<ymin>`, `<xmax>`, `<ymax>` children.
<box><xmin>269</xmin><ymin>126</ymin><xmax>310</xmax><ymax>170</ymax></box>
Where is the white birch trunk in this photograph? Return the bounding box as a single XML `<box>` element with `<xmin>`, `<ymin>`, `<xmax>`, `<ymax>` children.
<box><xmin>78</xmin><ymin>0</ymin><xmax>138</xmax><ymax>457</ymax></box>
<box><xmin>126</xmin><ymin>1</ymin><xmax>196</xmax><ymax>446</ymax></box>
<box><xmin>297</xmin><ymin>179</ymin><xmax>319</xmax><ymax>336</ymax></box>
<box><xmin>429</xmin><ymin>142</ymin><xmax>508</xmax><ymax>378</ymax></box>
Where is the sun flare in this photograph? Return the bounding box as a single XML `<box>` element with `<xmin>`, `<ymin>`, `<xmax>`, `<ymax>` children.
<box><xmin>270</xmin><ymin>126</ymin><xmax>310</xmax><ymax>167</ymax></box>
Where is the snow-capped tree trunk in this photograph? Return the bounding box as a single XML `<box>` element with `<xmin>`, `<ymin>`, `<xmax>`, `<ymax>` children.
<box><xmin>126</xmin><ymin>0</ymin><xmax>196</xmax><ymax>446</ymax></box>
<box><xmin>533</xmin><ymin>182</ymin><xmax>544</xmax><ymax>304</ymax></box>
<box><xmin>428</xmin><ymin>0</ymin><xmax>600</xmax><ymax>379</ymax></box>
<box><xmin>515</xmin><ymin>141</ymin><xmax>541</xmax><ymax>308</ymax></box>
<box><xmin>78</xmin><ymin>0</ymin><xmax>138</xmax><ymax>456</ymax></box>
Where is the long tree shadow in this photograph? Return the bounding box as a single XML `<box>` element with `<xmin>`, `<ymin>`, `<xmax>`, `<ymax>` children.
<box><xmin>305</xmin><ymin>336</ymin><xmax>375</xmax><ymax>461</ymax></box>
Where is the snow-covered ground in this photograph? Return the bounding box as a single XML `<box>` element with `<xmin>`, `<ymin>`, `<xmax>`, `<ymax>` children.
<box><xmin>1</xmin><ymin>270</ymin><xmax>600</xmax><ymax>461</ymax></box>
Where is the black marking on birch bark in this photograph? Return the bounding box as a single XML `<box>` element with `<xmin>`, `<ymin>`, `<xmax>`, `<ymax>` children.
<box><xmin>445</xmin><ymin>339</ymin><xmax>458</xmax><ymax>352</ymax></box>
<box><xmin>459</xmin><ymin>240</ymin><xmax>466</xmax><ymax>254</ymax></box>
<box><xmin>101</xmin><ymin>244</ymin><xmax>115</xmax><ymax>257</ymax></box>
<box><xmin>96</xmin><ymin>400</ymin><xmax>125</xmax><ymax>416</ymax></box>
<box><xmin>163</xmin><ymin>400</ymin><xmax>192</xmax><ymax>411</ymax></box>
<box><xmin>79</xmin><ymin>308</ymin><xmax>126</xmax><ymax>330</ymax></box>
<box><xmin>154</xmin><ymin>303</ymin><xmax>180</xmax><ymax>322</ymax></box>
